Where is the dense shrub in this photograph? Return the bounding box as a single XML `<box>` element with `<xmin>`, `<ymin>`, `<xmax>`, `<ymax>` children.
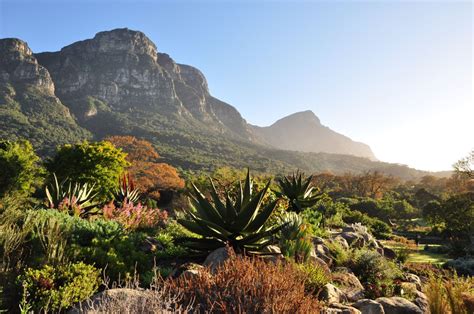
<box><xmin>19</xmin><ymin>262</ymin><xmax>100</xmax><ymax>312</ymax></box>
<box><xmin>164</xmin><ymin>251</ymin><xmax>320</xmax><ymax>313</ymax></box>
<box><xmin>349</xmin><ymin>249</ymin><xmax>402</xmax><ymax>297</ymax></box>
<box><xmin>0</xmin><ymin>140</ymin><xmax>41</xmax><ymax>197</ymax></box>
<box><xmin>293</xmin><ymin>262</ymin><xmax>330</xmax><ymax>295</ymax></box>
<box><xmin>444</xmin><ymin>258</ymin><xmax>474</xmax><ymax>276</ymax></box>
<box><xmin>47</xmin><ymin>141</ymin><xmax>129</xmax><ymax>200</ymax></box>
<box><xmin>325</xmin><ymin>240</ymin><xmax>351</xmax><ymax>267</ymax></box>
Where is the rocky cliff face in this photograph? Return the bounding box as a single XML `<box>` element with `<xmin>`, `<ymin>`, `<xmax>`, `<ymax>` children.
<box><xmin>35</xmin><ymin>28</ymin><xmax>254</xmax><ymax>140</ymax></box>
<box><xmin>0</xmin><ymin>38</ymin><xmax>90</xmax><ymax>155</ymax></box>
<box><xmin>251</xmin><ymin>111</ymin><xmax>376</xmax><ymax>160</ymax></box>
<box><xmin>0</xmin><ymin>28</ymin><xmax>392</xmax><ymax>175</ymax></box>
<box><xmin>0</xmin><ymin>39</ymin><xmax>55</xmax><ymax>94</ymax></box>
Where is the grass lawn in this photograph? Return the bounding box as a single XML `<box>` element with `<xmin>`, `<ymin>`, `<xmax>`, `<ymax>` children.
<box><xmin>406</xmin><ymin>247</ymin><xmax>451</xmax><ymax>264</ymax></box>
<box><xmin>381</xmin><ymin>241</ymin><xmax>451</xmax><ymax>265</ymax></box>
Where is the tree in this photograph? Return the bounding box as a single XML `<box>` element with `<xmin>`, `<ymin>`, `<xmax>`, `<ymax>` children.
<box><xmin>47</xmin><ymin>141</ymin><xmax>129</xmax><ymax>200</ymax></box>
<box><xmin>453</xmin><ymin>150</ymin><xmax>474</xmax><ymax>178</ymax></box>
<box><xmin>0</xmin><ymin>139</ymin><xmax>40</xmax><ymax>197</ymax></box>
<box><xmin>106</xmin><ymin>136</ymin><xmax>184</xmax><ymax>201</ymax></box>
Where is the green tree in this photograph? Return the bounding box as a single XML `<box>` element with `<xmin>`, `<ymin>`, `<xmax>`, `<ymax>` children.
<box><xmin>47</xmin><ymin>141</ymin><xmax>129</xmax><ymax>201</ymax></box>
<box><xmin>0</xmin><ymin>139</ymin><xmax>40</xmax><ymax>197</ymax></box>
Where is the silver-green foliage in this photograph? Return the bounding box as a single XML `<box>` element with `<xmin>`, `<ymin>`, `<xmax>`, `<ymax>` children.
<box><xmin>45</xmin><ymin>174</ymin><xmax>100</xmax><ymax>218</ymax></box>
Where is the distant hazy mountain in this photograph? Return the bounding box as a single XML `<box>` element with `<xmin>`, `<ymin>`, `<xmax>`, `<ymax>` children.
<box><xmin>0</xmin><ymin>28</ymin><xmax>440</xmax><ymax>179</ymax></box>
<box><xmin>251</xmin><ymin>111</ymin><xmax>376</xmax><ymax>160</ymax></box>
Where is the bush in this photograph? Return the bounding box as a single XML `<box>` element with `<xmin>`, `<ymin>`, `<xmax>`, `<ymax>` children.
<box><xmin>164</xmin><ymin>250</ymin><xmax>320</xmax><ymax>313</ymax></box>
<box><xmin>47</xmin><ymin>141</ymin><xmax>129</xmax><ymax>201</ymax></box>
<box><xmin>0</xmin><ymin>140</ymin><xmax>41</xmax><ymax>197</ymax></box>
<box><xmin>325</xmin><ymin>240</ymin><xmax>350</xmax><ymax>267</ymax></box>
<box><xmin>349</xmin><ymin>249</ymin><xmax>402</xmax><ymax>297</ymax></box>
<box><xmin>293</xmin><ymin>262</ymin><xmax>330</xmax><ymax>295</ymax></box>
<box><xmin>342</xmin><ymin>209</ymin><xmax>392</xmax><ymax>238</ymax></box>
<box><xmin>444</xmin><ymin>258</ymin><xmax>474</xmax><ymax>276</ymax></box>
<box><xmin>103</xmin><ymin>200</ymin><xmax>168</xmax><ymax>230</ymax></box>
<box><xmin>19</xmin><ymin>262</ymin><xmax>100</xmax><ymax>312</ymax></box>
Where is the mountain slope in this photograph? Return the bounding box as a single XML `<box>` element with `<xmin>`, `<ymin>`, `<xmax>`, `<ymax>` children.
<box><xmin>0</xmin><ymin>39</ymin><xmax>90</xmax><ymax>155</ymax></box>
<box><xmin>251</xmin><ymin>110</ymin><xmax>376</xmax><ymax>160</ymax></box>
<box><xmin>0</xmin><ymin>29</ymin><xmax>436</xmax><ymax>179</ymax></box>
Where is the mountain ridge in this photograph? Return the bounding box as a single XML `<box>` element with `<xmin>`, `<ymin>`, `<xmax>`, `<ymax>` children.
<box><xmin>0</xmin><ymin>28</ymin><xmax>443</xmax><ymax>179</ymax></box>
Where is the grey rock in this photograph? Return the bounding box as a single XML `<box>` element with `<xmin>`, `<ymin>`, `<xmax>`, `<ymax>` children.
<box><xmin>332</xmin><ymin>271</ymin><xmax>365</xmax><ymax>302</ymax></box>
<box><xmin>353</xmin><ymin>299</ymin><xmax>385</xmax><ymax>314</ymax></box>
<box><xmin>413</xmin><ymin>291</ymin><xmax>429</xmax><ymax>314</ymax></box>
<box><xmin>203</xmin><ymin>247</ymin><xmax>231</xmax><ymax>272</ymax></box>
<box><xmin>321</xmin><ymin>283</ymin><xmax>348</xmax><ymax>304</ymax></box>
<box><xmin>326</xmin><ymin>303</ymin><xmax>362</xmax><ymax>314</ymax></box>
<box><xmin>375</xmin><ymin>297</ymin><xmax>423</xmax><ymax>314</ymax></box>
<box><xmin>405</xmin><ymin>273</ymin><xmax>422</xmax><ymax>291</ymax></box>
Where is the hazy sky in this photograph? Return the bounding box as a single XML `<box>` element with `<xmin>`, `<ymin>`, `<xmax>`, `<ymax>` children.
<box><xmin>1</xmin><ymin>0</ymin><xmax>472</xmax><ymax>171</ymax></box>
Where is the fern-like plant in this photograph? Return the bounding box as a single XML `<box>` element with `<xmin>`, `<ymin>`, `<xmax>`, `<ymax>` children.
<box><xmin>178</xmin><ymin>170</ymin><xmax>282</xmax><ymax>253</ymax></box>
<box><xmin>45</xmin><ymin>174</ymin><xmax>100</xmax><ymax>218</ymax></box>
<box><xmin>276</xmin><ymin>171</ymin><xmax>321</xmax><ymax>213</ymax></box>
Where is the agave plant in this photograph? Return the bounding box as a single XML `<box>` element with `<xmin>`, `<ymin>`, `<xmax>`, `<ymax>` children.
<box><xmin>45</xmin><ymin>174</ymin><xmax>100</xmax><ymax>218</ymax></box>
<box><xmin>178</xmin><ymin>170</ymin><xmax>282</xmax><ymax>253</ymax></box>
<box><xmin>276</xmin><ymin>171</ymin><xmax>321</xmax><ymax>213</ymax></box>
<box><xmin>113</xmin><ymin>173</ymin><xmax>141</xmax><ymax>205</ymax></box>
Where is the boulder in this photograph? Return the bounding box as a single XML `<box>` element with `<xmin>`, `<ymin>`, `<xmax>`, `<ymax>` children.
<box><xmin>352</xmin><ymin>299</ymin><xmax>385</xmax><ymax>314</ymax></box>
<box><xmin>333</xmin><ymin>235</ymin><xmax>350</xmax><ymax>250</ymax></box>
<box><xmin>413</xmin><ymin>291</ymin><xmax>429</xmax><ymax>314</ymax></box>
<box><xmin>321</xmin><ymin>283</ymin><xmax>348</xmax><ymax>304</ymax></box>
<box><xmin>404</xmin><ymin>273</ymin><xmax>422</xmax><ymax>291</ymax></box>
<box><xmin>309</xmin><ymin>252</ymin><xmax>331</xmax><ymax>274</ymax></box>
<box><xmin>375</xmin><ymin>297</ymin><xmax>423</xmax><ymax>314</ymax></box>
<box><xmin>383</xmin><ymin>247</ymin><xmax>397</xmax><ymax>260</ymax></box>
<box><xmin>326</xmin><ymin>303</ymin><xmax>361</xmax><ymax>314</ymax></box>
<box><xmin>203</xmin><ymin>247</ymin><xmax>231</xmax><ymax>272</ymax></box>
<box><xmin>332</xmin><ymin>271</ymin><xmax>365</xmax><ymax>302</ymax></box>
<box><xmin>169</xmin><ymin>262</ymin><xmax>205</xmax><ymax>279</ymax></box>
<box><xmin>340</xmin><ymin>232</ymin><xmax>365</xmax><ymax>248</ymax></box>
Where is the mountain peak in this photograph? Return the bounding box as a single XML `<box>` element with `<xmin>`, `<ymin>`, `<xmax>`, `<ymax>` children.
<box><xmin>62</xmin><ymin>28</ymin><xmax>158</xmax><ymax>61</ymax></box>
<box><xmin>273</xmin><ymin>110</ymin><xmax>321</xmax><ymax>126</ymax></box>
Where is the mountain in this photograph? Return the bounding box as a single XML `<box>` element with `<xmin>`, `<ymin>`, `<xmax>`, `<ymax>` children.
<box><xmin>0</xmin><ymin>38</ymin><xmax>90</xmax><ymax>155</ymax></box>
<box><xmin>251</xmin><ymin>111</ymin><xmax>376</xmax><ymax>160</ymax></box>
<box><xmin>0</xmin><ymin>29</ymin><xmax>438</xmax><ymax>179</ymax></box>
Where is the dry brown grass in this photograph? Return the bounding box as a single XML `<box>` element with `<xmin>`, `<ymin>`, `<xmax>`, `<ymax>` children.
<box><xmin>164</xmin><ymin>250</ymin><xmax>321</xmax><ymax>313</ymax></box>
<box><xmin>424</xmin><ymin>273</ymin><xmax>474</xmax><ymax>314</ymax></box>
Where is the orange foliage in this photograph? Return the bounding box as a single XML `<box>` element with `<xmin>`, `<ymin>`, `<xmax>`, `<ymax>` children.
<box><xmin>164</xmin><ymin>249</ymin><xmax>320</xmax><ymax>313</ymax></box>
<box><xmin>106</xmin><ymin>136</ymin><xmax>184</xmax><ymax>201</ymax></box>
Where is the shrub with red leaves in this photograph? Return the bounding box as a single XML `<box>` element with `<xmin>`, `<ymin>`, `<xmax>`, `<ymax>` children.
<box><xmin>164</xmin><ymin>249</ymin><xmax>320</xmax><ymax>313</ymax></box>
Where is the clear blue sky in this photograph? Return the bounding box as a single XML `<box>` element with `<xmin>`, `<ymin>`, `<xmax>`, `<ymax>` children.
<box><xmin>1</xmin><ymin>0</ymin><xmax>472</xmax><ymax>171</ymax></box>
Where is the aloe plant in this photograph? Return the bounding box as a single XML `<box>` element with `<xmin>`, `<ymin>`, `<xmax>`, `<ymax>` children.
<box><xmin>45</xmin><ymin>174</ymin><xmax>100</xmax><ymax>218</ymax></box>
<box><xmin>178</xmin><ymin>170</ymin><xmax>282</xmax><ymax>253</ymax></box>
<box><xmin>276</xmin><ymin>171</ymin><xmax>321</xmax><ymax>213</ymax></box>
<box><xmin>113</xmin><ymin>173</ymin><xmax>141</xmax><ymax>205</ymax></box>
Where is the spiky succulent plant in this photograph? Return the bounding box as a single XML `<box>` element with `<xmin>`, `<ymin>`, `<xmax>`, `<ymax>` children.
<box><xmin>114</xmin><ymin>173</ymin><xmax>141</xmax><ymax>205</ymax></box>
<box><xmin>276</xmin><ymin>171</ymin><xmax>321</xmax><ymax>213</ymax></box>
<box><xmin>178</xmin><ymin>170</ymin><xmax>282</xmax><ymax>253</ymax></box>
<box><xmin>46</xmin><ymin>174</ymin><xmax>100</xmax><ymax>218</ymax></box>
